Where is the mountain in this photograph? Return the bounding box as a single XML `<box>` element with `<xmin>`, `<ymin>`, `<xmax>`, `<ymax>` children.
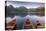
<box><xmin>5</xmin><ymin>5</ymin><xmax>45</xmax><ymax>17</ymax></box>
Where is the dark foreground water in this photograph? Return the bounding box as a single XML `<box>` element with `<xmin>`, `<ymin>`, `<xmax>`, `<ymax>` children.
<box><xmin>13</xmin><ymin>15</ymin><xmax>45</xmax><ymax>30</ymax></box>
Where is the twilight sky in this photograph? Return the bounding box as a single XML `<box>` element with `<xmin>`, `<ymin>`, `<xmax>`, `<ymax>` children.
<box><xmin>6</xmin><ymin>1</ymin><xmax>45</xmax><ymax>9</ymax></box>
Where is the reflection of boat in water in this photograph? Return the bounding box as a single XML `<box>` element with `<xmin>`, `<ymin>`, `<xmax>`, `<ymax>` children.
<box><xmin>35</xmin><ymin>20</ymin><xmax>45</xmax><ymax>28</ymax></box>
<box><xmin>23</xmin><ymin>19</ymin><xmax>35</xmax><ymax>29</ymax></box>
<box><xmin>5</xmin><ymin>19</ymin><xmax>16</xmax><ymax>30</ymax></box>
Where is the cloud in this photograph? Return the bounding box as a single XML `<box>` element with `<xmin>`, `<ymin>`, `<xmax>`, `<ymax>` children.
<box><xmin>6</xmin><ymin>1</ymin><xmax>44</xmax><ymax>8</ymax></box>
<box><xmin>6</xmin><ymin>0</ymin><xmax>44</xmax><ymax>3</ymax></box>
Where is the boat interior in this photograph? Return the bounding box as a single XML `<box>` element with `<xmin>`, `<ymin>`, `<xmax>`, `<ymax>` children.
<box><xmin>5</xmin><ymin>19</ymin><xmax>45</xmax><ymax>30</ymax></box>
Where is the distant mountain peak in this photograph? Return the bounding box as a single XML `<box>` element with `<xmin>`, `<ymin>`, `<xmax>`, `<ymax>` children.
<box><xmin>8</xmin><ymin>5</ymin><xmax>14</xmax><ymax>8</ymax></box>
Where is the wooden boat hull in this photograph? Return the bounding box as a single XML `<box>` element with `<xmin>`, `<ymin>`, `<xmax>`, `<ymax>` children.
<box><xmin>5</xmin><ymin>19</ymin><xmax>16</xmax><ymax>30</ymax></box>
<box><xmin>23</xmin><ymin>19</ymin><xmax>35</xmax><ymax>29</ymax></box>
